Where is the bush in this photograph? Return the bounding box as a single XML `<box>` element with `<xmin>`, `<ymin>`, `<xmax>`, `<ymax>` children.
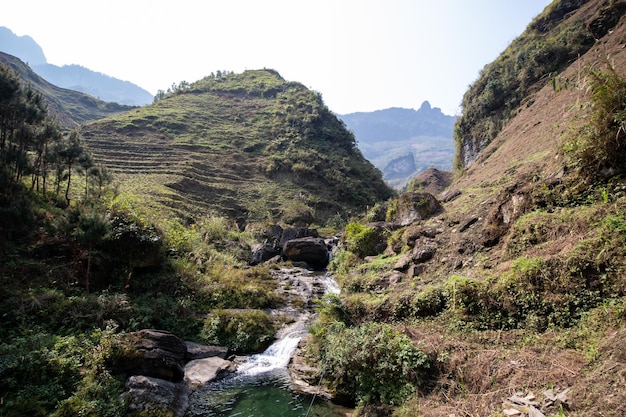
<box><xmin>343</xmin><ymin>222</ymin><xmax>386</xmax><ymax>258</ymax></box>
<box><xmin>200</xmin><ymin>309</ymin><xmax>275</xmax><ymax>353</ymax></box>
<box><xmin>563</xmin><ymin>60</ymin><xmax>626</xmax><ymax>182</ymax></box>
<box><xmin>321</xmin><ymin>322</ymin><xmax>431</xmax><ymax>407</ymax></box>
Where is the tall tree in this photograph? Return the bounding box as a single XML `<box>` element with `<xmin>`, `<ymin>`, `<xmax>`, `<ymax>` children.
<box><xmin>57</xmin><ymin>130</ymin><xmax>85</xmax><ymax>206</ymax></box>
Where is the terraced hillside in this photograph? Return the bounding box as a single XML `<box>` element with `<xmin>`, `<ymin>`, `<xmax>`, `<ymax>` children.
<box><xmin>82</xmin><ymin>69</ymin><xmax>393</xmax><ymax>224</ymax></box>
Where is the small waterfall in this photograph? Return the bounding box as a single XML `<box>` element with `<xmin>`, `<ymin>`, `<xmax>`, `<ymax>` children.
<box><xmin>187</xmin><ymin>269</ymin><xmax>342</xmax><ymax>416</ymax></box>
<box><xmin>236</xmin><ymin>324</ymin><xmax>307</xmax><ymax>377</ymax></box>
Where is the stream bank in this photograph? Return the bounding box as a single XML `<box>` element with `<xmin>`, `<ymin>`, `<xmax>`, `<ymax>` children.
<box><xmin>119</xmin><ymin>264</ymin><xmax>348</xmax><ymax>417</ymax></box>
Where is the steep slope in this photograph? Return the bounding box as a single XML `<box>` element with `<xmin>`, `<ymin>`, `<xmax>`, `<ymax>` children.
<box><xmin>340</xmin><ymin>102</ymin><xmax>455</xmax><ymax>188</ymax></box>
<box><xmin>81</xmin><ymin>69</ymin><xmax>393</xmax><ymax>225</ymax></box>
<box><xmin>0</xmin><ymin>51</ymin><xmax>134</xmax><ymax>129</ymax></box>
<box><xmin>319</xmin><ymin>1</ymin><xmax>626</xmax><ymax>415</ymax></box>
<box><xmin>454</xmin><ymin>0</ymin><xmax>626</xmax><ymax>170</ymax></box>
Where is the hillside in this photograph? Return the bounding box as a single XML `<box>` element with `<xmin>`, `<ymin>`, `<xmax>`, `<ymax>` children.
<box><xmin>313</xmin><ymin>0</ymin><xmax>626</xmax><ymax>415</ymax></box>
<box><xmin>0</xmin><ymin>51</ymin><xmax>134</xmax><ymax>128</ymax></box>
<box><xmin>0</xmin><ymin>26</ymin><xmax>154</xmax><ymax>106</ymax></box>
<box><xmin>81</xmin><ymin>69</ymin><xmax>393</xmax><ymax>226</ymax></box>
<box><xmin>454</xmin><ymin>0</ymin><xmax>626</xmax><ymax>169</ymax></box>
<box><xmin>340</xmin><ymin>102</ymin><xmax>455</xmax><ymax>188</ymax></box>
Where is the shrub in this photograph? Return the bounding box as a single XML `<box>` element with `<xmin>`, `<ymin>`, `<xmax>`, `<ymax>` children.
<box><xmin>343</xmin><ymin>222</ymin><xmax>386</xmax><ymax>258</ymax></box>
<box><xmin>321</xmin><ymin>322</ymin><xmax>432</xmax><ymax>407</ymax></box>
<box><xmin>563</xmin><ymin>60</ymin><xmax>626</xmax><ymax>181</ymax></box>
<box><xmin>200</xmin><ymin>309</ymin><xmax>275</xmax><ymax>353</ymax></box>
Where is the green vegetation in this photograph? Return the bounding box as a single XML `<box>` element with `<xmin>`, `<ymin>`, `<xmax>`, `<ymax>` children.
<box><xmin>82</xmin><ymin>69</ymin><xmax>393</xmax><ymax>226</ymax></box>
<box><xmin>200</xmin><ymin>309</ymin><xmax>275</xmax><ymax>353</ymax></box>
<box><xmin>318</xmin><ymin>322</ymin><xmax>432</xmax><ymax>408</ymax></box>
<box><xmin>452</xmin><ymin>0</ymin><xmax>626</xmax><ymax>170</ymax></box>
<box><xmin>562</xmin><ymin>59</ymin><xmax>626</xmax><ymax>182</ymax></box>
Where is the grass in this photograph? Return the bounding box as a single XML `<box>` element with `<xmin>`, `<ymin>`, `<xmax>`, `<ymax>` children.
<box><xmin>82</xmin><ymin>69</ymin><xmax>393</xmax><ymax>227</ymax></box>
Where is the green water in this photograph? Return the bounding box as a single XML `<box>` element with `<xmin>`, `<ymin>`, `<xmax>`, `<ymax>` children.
<box><xmin>187</xmin><ymin>373</ymin><xmax>347</xmax><ymax>417</ymax></box>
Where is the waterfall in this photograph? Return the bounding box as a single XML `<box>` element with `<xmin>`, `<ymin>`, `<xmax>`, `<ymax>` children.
<box><xmin>235</xmin><ymin>270</ymin><xmax>339</xmax><ymax>378</ymax></box>
<box><xmin>236</xmin><ymin>324</ymin><xmax>307</xmax><ymax>377</ymax></box>
<box><xmin>186</xmin><ymin>269</ymin><xmax>343</xmax><ymax>416</ymax></box>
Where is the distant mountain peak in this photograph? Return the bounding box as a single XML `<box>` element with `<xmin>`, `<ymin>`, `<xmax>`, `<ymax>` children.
<box><xmin>0</xmin><ymin>26</ymin><xmax>153</xmax><ymax>106</ymax></box>
<box><xmin>419</xmin><ymin>100</ymin><xmax>431</xmax><ymax>111</ymax></box>
<box><xmin>0</xmin><ymin>26</ymin><xmax>47</xmax><ymax>66</ymax></box>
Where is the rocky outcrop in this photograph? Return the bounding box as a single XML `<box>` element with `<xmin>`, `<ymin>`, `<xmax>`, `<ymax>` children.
<box><xmin>125</xmin><ymin>375</ymin><xmax>190</xmax><ymax>417</ymax></box>
<box><xmin>282</xmin><ymin>237</ymin><xmax>330</xmax><ymax>269</ymax></box>
<box><xmin>250</xmin><ymin>226</ymin><xmax>331</xmax><ymax>269</ymax></box>
<box><xmin>112</xmin><ymin>330</ymin><xmax>235</xmax><ymax>416</ymax></box>
<box><xmin>184</xmin><ymin>357</ymin><xmax>234</xmax><ymax>389</ymax></box>
<box><xmin>112</xmin><ymin>329</ymin><xmax>187</xmax><ymax>382</ymax></box>
<box><xmin>392</xmin><ymin>192</ymin><xmax>442</xmax><ymax>226</ymax></box>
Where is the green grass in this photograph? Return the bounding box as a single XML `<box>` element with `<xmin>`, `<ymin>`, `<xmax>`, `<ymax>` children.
<box><xmin>82</xmin><ymin>69</ymin><xmax>393</xmax><ymax>227</ymax></box>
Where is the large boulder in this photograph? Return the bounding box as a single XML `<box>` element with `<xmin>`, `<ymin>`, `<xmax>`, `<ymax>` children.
<box><xmin>184</xmin><ymin>357</ymin><xmax>234</xmax><ymax>389</ymax></box>
<box><xmin>124</xmin><ymin>375</ymin><xmax>189</xmax><ymax>417</ymax></box>
<box><xmin>392</xmin><ymin>192</ymin><xmax>442</xmax><ymax>226</ymax></box>
<box><xmin>250</xmin><ymin>242</ymin><xmax>281</xmax><ymax>265</ymax></box>
<box><xmin>111</xmin><ymin>329</ymin><xmax>187</xmax><ymax>382</ymax></box>
<box><xmin>279</xmin><ymin>227</ymin><xmax>319</xmax><ymax>247</ymax></box>
<box><xmin>283</xmin><ymin>237</ymin><xmax>329</xmax><ymax>269</ymax></box>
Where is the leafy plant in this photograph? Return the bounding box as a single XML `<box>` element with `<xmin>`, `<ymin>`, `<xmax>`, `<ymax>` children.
<box><xmin>200</xmin><ymin>309</ymin><xmax>275</xmax><ymax>353</ymax></box>
<box><xmin>563</xmin><ymin>60</ymin><xmax>626</xmax><ymax>181</ymax></box>
<box><xmin>320</xmin><ymin>322</ymin><xmax>432</xmax><ymax>407</ymax></box>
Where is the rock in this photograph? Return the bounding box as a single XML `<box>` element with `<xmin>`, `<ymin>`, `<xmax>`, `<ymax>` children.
<box><xmin>184</xmin><ymin>341</ymin><xmax>228</xmax><ymax>360</ymax></box>
<box><xmin>282</xmin><ymin>237</ymin><xmax>329</xmax><ymax>269</ymax></box>
<box><xmin>125</xmin><ymin>375</ymin><xmax>190</xmax><ymax>417</ymax></box>
<box><xmin>279</xmin><ymin>227</ymin><xmax>319</xmax><ymax>247</ymax></box>
<box><xmin>413</xmin><ymin>244</ymin><xmax>436</xmax><ymax>263</ymax></box>
<box><xmin>439</xmin><ymin>188</ymin><xmax>461</xmax><ymax>203</ymax></box>
<box><xmin>184</xmin><ymin>357</ymin><xmax>234</xmax><ymax>389</ymax></box>
<box><xmin>394</xmin><ymin>253</ymin><xmax>413</xmax><ymax>271</ymax></box>
<box><xmin>393</xmin><ymin>192</ymin><xmax>443</xmax><ymax>226</ymax></box>
<box><xmin>250</xmin><ymin>242</ymin><xmax>281</xmax><ymax>265</ymax></box>
<box><xmin>112</xmin><ymin>329</ymin><xmax>187</xmax><ymax>382</ymax></box>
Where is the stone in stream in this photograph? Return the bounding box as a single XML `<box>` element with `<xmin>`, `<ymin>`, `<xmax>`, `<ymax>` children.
<box><xmin>282</xmin><ymin>237</ymin><xmax>330</xmax><ymax>269</ymax></box>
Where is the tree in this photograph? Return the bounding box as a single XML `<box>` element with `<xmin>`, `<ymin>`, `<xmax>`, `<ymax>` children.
<box><xmin>57</xmin><ymin>130</ymin><xmax>86</xmax><ymax>206</ymax></box>
<box><xmin>73</xmin><ymin>211</ymin><xmax>110</xmax><ymax>293</ymax></box>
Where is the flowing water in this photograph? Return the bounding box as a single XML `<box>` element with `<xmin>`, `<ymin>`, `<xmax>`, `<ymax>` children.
<box><xmin>186</xmin><ymin>270</ymin><xmax>349</xmax><ymax>417</ymax></box>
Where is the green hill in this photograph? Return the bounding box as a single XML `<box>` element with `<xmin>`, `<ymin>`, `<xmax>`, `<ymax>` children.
<box><xmin>81</xmin><ymin>69</ymin><xmax>393</xmax><ymax>225</ymax></box>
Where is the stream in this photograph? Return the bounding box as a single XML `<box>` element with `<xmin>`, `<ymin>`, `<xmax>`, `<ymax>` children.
<box><xmin>185</xmin><ymin>268</ymin><xmax>349</xmax><ymax>417</ymax></box>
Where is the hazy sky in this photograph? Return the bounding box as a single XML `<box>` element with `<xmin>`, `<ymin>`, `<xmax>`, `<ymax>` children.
<box><xmin>1</xmin><ymin>0</ymin><xmax>552</xmax><ymax>115</ymax></box>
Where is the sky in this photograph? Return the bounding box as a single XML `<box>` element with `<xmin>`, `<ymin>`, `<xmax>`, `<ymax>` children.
<box><xmin>1</xmin><ymin>0</ymin><xmax>553</xmax><ymax>115</ymax></box>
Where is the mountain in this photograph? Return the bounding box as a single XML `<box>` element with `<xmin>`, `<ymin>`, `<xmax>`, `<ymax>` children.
<box><xmin>339</xmin><ymin>101</ymin><xmax>456</xmax><ymax>188</ymax></box>
<box><xmin>320</xmin><ymin>0</ymin><xmax>626</xmax><ymax>414</ymax></box>
<box><xmin>0</xmin><ymin>26</ymin><xmax>153</xmax><ymax>106</ymax></box>
<box><xmin>0</xmin><ymin>51</ymin><xmax>134</xmax><ymax>128</ymax></box>
<box><xmin>81</xmin><ymin>69</ymin><xmax>393</xmax><ymax>225</ymax></box>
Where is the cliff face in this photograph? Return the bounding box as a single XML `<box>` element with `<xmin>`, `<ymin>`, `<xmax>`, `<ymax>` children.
<box><xmin>454</xmin><ymin>0</ymin><xmax>626</xmax><ymax>170</ymax></box>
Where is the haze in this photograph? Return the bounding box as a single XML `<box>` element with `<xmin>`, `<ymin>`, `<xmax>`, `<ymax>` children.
<box><xmin>0</xmin><ymin>0</ymin><xmax>552</xmax><ymax>114</ymax></box>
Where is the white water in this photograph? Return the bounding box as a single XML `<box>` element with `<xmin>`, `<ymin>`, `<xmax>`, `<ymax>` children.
<box><xmin>235</xmin><ymin>271</ymin><xmax>339</xmax><ymax>378</ymax></box>
<box><xmin>186</xmin><ymin>270</ymin><xmax>342</xmax><ymax>416</ymax></box>
<box><xmin>236</xmin><ymin>325</ymin><xmax>307</xmax><ymax>377</ymax></box>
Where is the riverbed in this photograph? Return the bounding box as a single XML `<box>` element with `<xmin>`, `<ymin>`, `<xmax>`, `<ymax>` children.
<box><xmin>185</xmin><ymin>267</ymin><xmax>350</xmax><ymax>417</ymax></box>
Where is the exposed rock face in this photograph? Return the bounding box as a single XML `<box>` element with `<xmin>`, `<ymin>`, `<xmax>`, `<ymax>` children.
<box><xmin>250</xmin><ymin>226</ymin><xmax>329</xmax><ymax>269</ymax></box>
<box><xmin>393</xmin><ymin>192</ymin><xmax>442</xmax><ymax>226</ymax></box>
<box><xmin>125</xmin><ymin>375</ymin><xmax>190</xmax><ymax>417</ymax></box>
<box><xmin>113</xmin><ymin>329</ymin><xmax>187</xmax><ymax>382</ymax></box>
<box><xmin>113</xmin><ymin>331</ymin><xmax>237</xmax><ymax>416</ymax></box>
<box><xmin>250</xmin><ymin>242</ymin><xmax>281</xmax><ymax>265</ymax></box>
<box><xmin>184</xmin><ymin>342</ymin><xmax>228</xmax><ymax>360</ymax></box>
<box><xmin>279</xmin><ymin>227</ymin><xmax>319</xmax><ymax>247</ymax></box>
<box><xmin>283</xmin><ymin>237</ymin><xmax>330</xmax><ymax>269</ymax></box>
